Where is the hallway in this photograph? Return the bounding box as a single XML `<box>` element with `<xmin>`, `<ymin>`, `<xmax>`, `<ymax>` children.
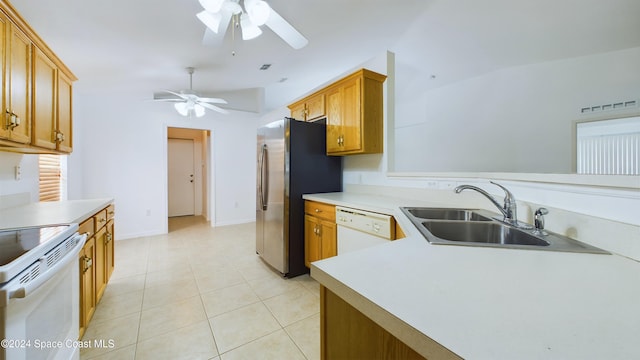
<box><xmin>81</xmin><ymin>216</ymin><xmax>320</xmax><ymax>359</ymax></box>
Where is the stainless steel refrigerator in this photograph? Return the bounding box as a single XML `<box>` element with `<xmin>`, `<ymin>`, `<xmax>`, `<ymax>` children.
<box><xmin>256</xmin><ymin>118</ymin><xmax>342</xmax><ymax>277</ymax></box>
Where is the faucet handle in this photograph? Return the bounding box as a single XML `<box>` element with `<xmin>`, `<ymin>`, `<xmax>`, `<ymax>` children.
<box><xmin>489</xmin><ymin>181</ymin><xmax>514</xmax><ymax>201</ymax></box>
<box><xmin>533</xmin><ymin>208</ymin><xmax>549</xmax><ymax>235</ymax></box>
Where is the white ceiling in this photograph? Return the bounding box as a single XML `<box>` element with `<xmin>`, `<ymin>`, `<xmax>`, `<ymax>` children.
<box><xmin>8</xmin><ymin>0</ymin><xmax>640</xmax><ymax>112</ymax></box>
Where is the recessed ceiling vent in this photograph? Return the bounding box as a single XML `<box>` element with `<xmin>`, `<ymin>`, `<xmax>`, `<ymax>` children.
<box><xmin>581</xmin><ymin>99</ymin><xmax>638</xmax><ymax>114</ymax></box>
<box><xmin>259</xmin><ymin>64</ymin><xmax>271</xmax><ymax>70</ymax></box>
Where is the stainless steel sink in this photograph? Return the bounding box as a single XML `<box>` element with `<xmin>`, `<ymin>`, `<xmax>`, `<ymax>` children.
<box><xmin>405</xmin><ymin>208</ymin><xmax>492</xmax><ymax>221</ymax></box>
<box><xmin>400</xmin><ymin>207</ymin><xmax>610</xmax><ymax>254</ymax></box>
<box><xmin>421</xmin><ymin>221</ymin><xmax>549</xmax><ymax>246</ymax></box>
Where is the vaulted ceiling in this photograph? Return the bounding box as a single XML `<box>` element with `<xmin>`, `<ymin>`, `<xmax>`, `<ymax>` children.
<box><xmin>9</xmin><ymin>0</ymin><xmax>640</xmax><ymax>113</ymax></box>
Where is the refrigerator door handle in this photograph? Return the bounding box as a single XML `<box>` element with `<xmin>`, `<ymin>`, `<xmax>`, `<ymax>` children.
<box><xmin>260</xmin><ymin>144</ymin><xmax>269</xmax><ymax>210</ymax></box>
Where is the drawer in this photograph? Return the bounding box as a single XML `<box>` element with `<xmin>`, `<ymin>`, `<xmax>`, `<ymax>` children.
<box><xmin>305</xmin><ymin>201</ymin><xmax>336</xmax><ymax>222</ymax></box>
<box><xmin>95</xmin><ymin>209</ymin><xmax>108</xmax><ymax>230</ymax></box>
<box><xmin>106</xmin><ymin>204</ymin><xmax>115</xmax><ymax>221</ymax></box>
<box><xmin>79</xmin><ymin>217</ymin><xmax>95</xmax><ymax>238</ymax></box>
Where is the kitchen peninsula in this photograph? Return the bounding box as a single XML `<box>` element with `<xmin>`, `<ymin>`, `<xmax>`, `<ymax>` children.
<box><xmin>305</xmin><ymin>192</ymin><xmax>640</xmax><ymax>360</ymax></box>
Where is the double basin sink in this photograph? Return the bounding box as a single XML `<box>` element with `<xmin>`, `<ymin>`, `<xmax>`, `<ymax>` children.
<box><xmin>401</xmin><ymin>207</ymin><xmax>609</xmax><ymax>254</ymax></box>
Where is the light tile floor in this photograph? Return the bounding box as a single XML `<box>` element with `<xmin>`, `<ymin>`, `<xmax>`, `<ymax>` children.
<box><xmin>80</xmin><ymin>216</ymin><xmax>321</xmax><ymax>360</ymax></box>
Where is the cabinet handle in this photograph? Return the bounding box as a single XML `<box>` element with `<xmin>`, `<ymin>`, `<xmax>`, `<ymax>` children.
<box><xmin>315</xmin><ymin>208</ymin><xmax>322</xmax><ymax>213</ymax></box>
<box><xmin>5</xmin><ymin>109</ymin><xmax>20</xmax><ymax>130</ymax></box>
<box><xmin>105</xmin><ymin>233</ymin><xmax>113</xmax><ymax>244</ymax></box>
<box><xmin>54</xmin><ymin>131</ymin><xmax>65</xmax><ymax>143</ymax></box>
<box><xmin>100</xmin><ymin>218</ymin><xmax>107</xmax><ymax>223</ymax></box>
<box><xmin>82</xmin><ymin>256</ymin><xmax>93</xmax><ymax>273</ymax></box>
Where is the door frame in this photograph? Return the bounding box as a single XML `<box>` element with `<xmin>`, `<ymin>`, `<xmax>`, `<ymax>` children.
<box><xmin>161</xmin><ymin>122</ymin><xmax>215</xmax><ymax>234</ymax></box>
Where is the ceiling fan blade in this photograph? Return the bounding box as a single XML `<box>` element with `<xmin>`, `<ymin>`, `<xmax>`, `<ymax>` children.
<box><xmin>152</xmin><ymin>98</ymin><xmax>183</xmax><ymax>103</ymax></box>
<box><xmin>264</xmin><ymin>9</ymin><xmax>308</xmax><ymax>49</ymax></box>
<box><xmin>201</xmin><ymin>8</ymin><xmax>232</xmax><ymax>46</ymax></box>
<box><xmin>198</xmin><ymin>101</ymin><xmax>229</xmax><ymax>114</ymax></box>
<box><xmin>197</xmin><ymin>97</ymin><xmax>228</xmax><ymax>104</ymax></box>
<box><xmin>159</xmin><ymin>90</ymin><xmax>189</xmax><ymax>100</ymax></box>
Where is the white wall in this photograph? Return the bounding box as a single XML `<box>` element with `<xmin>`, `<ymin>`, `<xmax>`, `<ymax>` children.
<box><xmin>0</xmin><ymin>153</ymin><xmax>39</xmax><ymax>203</ymax></box>
<box><xmin>393</xmin><ymin>47</ymin><xmax>640</xmax><ymax>173</ymax></box>
<box><xmin>64</xmin><ymin>84</ymin><xmax>258</xmax><ymax>239</ymax></box>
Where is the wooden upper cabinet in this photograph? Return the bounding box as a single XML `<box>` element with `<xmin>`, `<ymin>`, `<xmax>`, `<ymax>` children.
<box><xmin>0</xmin><ymin>11</ymin><xmax>32</xmax><ymax>145</ymax></box>
<box><xmin>56</xmin><ymin>70</ymin><xmax>73</xmax><ymax>152</ymax></box>
<box><xmin>0</xmin><ymin>2</ymin><xmax>75</xmax><ymax>153</ymax></box>
<box><xmin>325</xmin><ymin>69</ymin><xmax>386</xmax><ymax>156</ymax></box>
<box><xmin>305</xmin><ymin>93</ymin><xmax>325</xmax><ymax>121</ymax></box>
<box><xmin>32</xmin><ymin>46</ymin><xmax>57</xmax><ymax>149</ymax></box>
<box><xmin>288</xmin><ymin>93</ymin><xmax>326</xmax><ymax>122</ymax></box>
<box><xmin>288</xmin><ymin>68</ymin><xmax>386</xmax><ymax>156</ymax></box>
<box><xmin>325</xmin><ymin>86</ymin><xmax>343</xmax><ymax>154</ymax></box>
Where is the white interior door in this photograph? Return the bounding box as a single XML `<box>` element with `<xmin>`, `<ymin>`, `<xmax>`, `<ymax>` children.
<box><xmin>168</xmin><ymin>138</ymin><xmax>195</xmax><ymax>217</ymax></box>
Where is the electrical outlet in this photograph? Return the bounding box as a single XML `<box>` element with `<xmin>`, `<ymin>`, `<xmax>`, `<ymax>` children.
<box><xmin>439</xmin><ymin>181</ymin><xmax>457</xmax><ymax>190</ymax></box>
<box><xmin>14</xmin><ymin>166</ymin><xmax>21</xmax><ymax>180</ymax></box>
<box><xmin>425</xmin><ymin>181</ymin><xmax>438</xmax><ymax>189</ymax></box>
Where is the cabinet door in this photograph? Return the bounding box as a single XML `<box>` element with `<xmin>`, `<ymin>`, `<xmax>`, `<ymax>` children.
<box><xmin>105</xmin><ymin>219</ymin><xmax>115</xmax><ymax>281</ymax></box>
<box><xmin>32</xmin><ymin>47</ymin><xmax>57</xmax><ymax>149</ymax></box>
<box><xmin>289</xmin><ymin>102</ymin><xmax>306</xmax><ymax>121</ymax></box>
<box><xmin>306</xmin><ymin>93</ymin><xmax>325</xmax><ymax>121</ymax></box>
<box><xmin>325</xmin><ymin>86</ymin><xmax>343</xmax><ymax>154</ymax></box>
<box><xmin>6</xmin><ymin>22</ymin><xmax>31</xmax><ymax>144</ymax></box>
<box><xmin>56</xmin><ymin>70</ymin><xmax>73</xmax><ymax>152</ymax></box>
<box><xmin>0</xmin><ymin>13</ymin><xmax>8</xmax><ymax>140</ymax></box>
<box><xmin>341</xmin><ymin>77</ymin><xmax>362</xmax><ymax>152</ymax></box>
<box><xmin>320</xmin><ymin>220</ymin><xmax>337</xmax><ymax>259</ymax></box>
<box><xmin>79</xmin><ymin>237</ymin><xmax>96</xmax><ymax>338</ymax></box>
<box><xmin>94</xmin><ymin>226</ymin><xmax>107</xmax><ymax>303</ymax></box>
<box><xmin>305</xmin><ymin>214</ymin><xmax>322</xmax><ymax>267</ymax></box>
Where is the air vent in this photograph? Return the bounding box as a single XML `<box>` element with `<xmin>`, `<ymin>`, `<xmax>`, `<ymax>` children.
<box><xmin>18</xmin><ymin>266</ymin><xmax>41</xmax><ymax>285</ymax></box>
<box><xmin>581</xmin><ymin>99</ymin><xmax>638</xmax><ymax>114</ymax></box>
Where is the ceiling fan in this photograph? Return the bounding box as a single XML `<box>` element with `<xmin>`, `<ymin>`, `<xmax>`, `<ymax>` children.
<box><xmin>153</xmin><ymin>67</ymin><xmax>228</xmax><ymax>117</ymax></box>
<box><xmin>196</xmin><ymin>0</ymin><xmax>308</xmax><ymax>50</ymax></box>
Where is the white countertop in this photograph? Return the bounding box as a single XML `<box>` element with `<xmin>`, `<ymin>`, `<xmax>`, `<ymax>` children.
<box><xmin>0</xmin><ymin>199</ymin><xmax>113</xmax><ymax>229</ymax></box>
<box><xmin>305</xmin><ymin>192</ymin><xmax>640</xmax><ymax>360</ymax></box>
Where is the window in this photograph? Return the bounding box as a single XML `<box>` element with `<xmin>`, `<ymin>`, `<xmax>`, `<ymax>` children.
<box><xmin>39</xmin><ymin>154</ymin><xmax>63</xmax><ymax>201</ymax></box>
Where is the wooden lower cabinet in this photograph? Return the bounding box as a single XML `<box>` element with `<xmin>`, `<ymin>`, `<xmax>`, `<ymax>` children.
<box><xmin>79</xmin><ymin>237</ymin><xmax>95</xmax><ymax>339</ymax></box>
<box><xmin>320</xmin><ymin>286</ymin><xmax>461</xmax><ymax>360</ymax></box>
<box><xmin>395</xmin><ymin>220</ymin><xmax>406</xmax><ymax>239</ymax></box>
<box><xmin>304</xmin><ymin>201</ymin><xmax>337</xmax><ymax>267</ymax></box>
<box><xmin>78</xmin><ymin>204</ymin><xmax>115</xmax><ymax>338</ymax></box>
<box><xmin>305</xmin><ymin>215</ymin><xmax>337</xmax><ymax>267</ymax></box>
<box><xmin>321</xmin><ymin>286</ymin><xmax>426</xmax><ymax>360</ymax></box>
<box><xmin>94</xmin><ymin>226</ymin><xmax>107</xmax><ymax>301</ymax></box>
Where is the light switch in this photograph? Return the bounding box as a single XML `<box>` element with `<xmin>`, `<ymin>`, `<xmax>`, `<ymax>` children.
<box><xmin>15</xmin><ymin>165</ymin><xmax>21</xmax><ymax>180</ymax></box>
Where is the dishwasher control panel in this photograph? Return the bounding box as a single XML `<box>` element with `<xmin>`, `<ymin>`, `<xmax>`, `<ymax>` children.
<box><xmin>335</xmin><ymin>206</ymin><xmax>393</xmax><ymax>239</ymax></box>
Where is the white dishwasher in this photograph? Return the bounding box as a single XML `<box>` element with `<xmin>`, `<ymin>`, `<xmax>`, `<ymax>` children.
<box><xmin>336</xmin><ymin>206</ymin><xmax>393</xmax><ymax>254</ymax></box>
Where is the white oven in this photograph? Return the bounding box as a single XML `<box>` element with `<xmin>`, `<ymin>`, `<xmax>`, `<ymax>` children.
<box><xmin>336</xmin><ymin>206</ymin><xmax>393</xmax><ymax>254</ymax></box>
<box><xmin>0</xmin><ymin>224</ymin><xmax>85</xmax><ymax>360</ymax></box>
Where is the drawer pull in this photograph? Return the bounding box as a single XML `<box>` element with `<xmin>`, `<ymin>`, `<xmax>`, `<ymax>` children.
<box><xmin>315</xmin><ymin>208</ymin><xmax>322</xmax><ymax>213</ymax></box>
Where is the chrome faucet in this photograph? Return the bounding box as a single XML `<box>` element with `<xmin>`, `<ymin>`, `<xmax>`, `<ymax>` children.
<box><xmin>454</xmin><ymin>181</ymin><xmax>532</xmax><ymax>229</ymax></box>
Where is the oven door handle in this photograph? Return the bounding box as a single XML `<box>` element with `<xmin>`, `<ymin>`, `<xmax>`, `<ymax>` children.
<box><xmin>9</xmin><ymin>233</ymin><xmax>87</xmax><ymax>300</ymax></box>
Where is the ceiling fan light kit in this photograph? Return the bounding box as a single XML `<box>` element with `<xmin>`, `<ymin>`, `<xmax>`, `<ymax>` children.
<box><xmin>197</xmin><ymin>0</ymin><xmax>308</xmax><ymax>49</ymax></box>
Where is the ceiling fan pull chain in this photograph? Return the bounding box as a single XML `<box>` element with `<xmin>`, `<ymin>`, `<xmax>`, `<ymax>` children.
<box><xmin>231</xmin><ymin>13</ymin><xmax>239</xmax><ymax>56</ymax></box>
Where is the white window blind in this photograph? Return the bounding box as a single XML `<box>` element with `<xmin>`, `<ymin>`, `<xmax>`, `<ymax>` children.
<box><xmin>39</xmin><ymin>154</ymin><xmax>61</xmax><ymax>202</ymax></box>
<box><xmin>576</xmin><ymin>116</ymin><xmax>640</xmax><ymax>175</ymax></box>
